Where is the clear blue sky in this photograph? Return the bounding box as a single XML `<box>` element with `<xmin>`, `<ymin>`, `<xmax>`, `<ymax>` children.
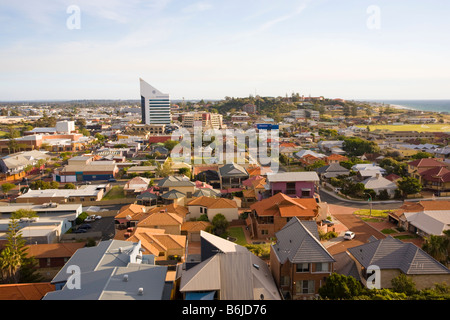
<box><xmin>1</xmin><ymin>0</ymin><xmax>450</xmax><ymax>101</ymax></box>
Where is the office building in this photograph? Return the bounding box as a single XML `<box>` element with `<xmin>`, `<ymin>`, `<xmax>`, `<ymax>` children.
<box><xmin>140</xmin><ymin>78</ymin><xmax>171</xmax><ymax>125</ymax></box>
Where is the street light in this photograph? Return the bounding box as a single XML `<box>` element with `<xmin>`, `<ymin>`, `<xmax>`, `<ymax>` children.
<box><xmin>365</xmin><ymin>192</ymin><xmax>373</xmax><ymax>216</ymax></box>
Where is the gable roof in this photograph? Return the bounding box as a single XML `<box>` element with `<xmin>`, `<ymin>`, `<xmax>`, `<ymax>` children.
<box><xmin>403</xmin><ymin>210</ymin><xmax>450</xmax><ymax>236</ymax></box>
<box><xmin>361</xmin><ymin>175</ymin><xmax>398</xmax><ymax>190</ymax></box>
<box><xmin>218</xmin><ymin>163</ymin><xmax>248</xmax><ymax>177</ymax></box>
<box><xmin>250</xmin><ymin>193</ymin><xmax>319</xmax><ymax>218</ymax></box>
<box><xmin>115</xmin><ymin>204</ymin><xmax>147</xmax><ymax>220</ymax></box>
<box><xmin>160</xmin><ymin>189</ymin><xmax>186</xmax><ymax>199</ymax></box>
<box><xmin>181</xmin><ymin>221</ymin><xmax>212</xmax><ymax>232</ymax></box>
<box><xmin>187</xmin><ymin>196</ymin><xmax>238</xmax><ymax>209</ymax></box>
<box><xmin>157</xmin><ymin>175</ymin><xmax>195</xmax><ymax>187</ymax></box>
<box><xmin>420</xmin><ymin>166</ymin><xmax>450</xmax><ymax>183</ymax></box>
<box><xmin>348</xmin><ymin>236</ymin><xmax>450</xmax><ymax>275</ymax></box>
<box><xmin>138</xmin><ymin>211</ymin><xmax>183</xmax><ymax>227</ymax></box>
<box><xmin>272</xmin><ymin>217</ymin><xmax>335</xmax><ymax>264</ymax></box>
<box><xmin>408</xmin><ymin>158</ymin><xmax>447</xmax><ymax>168</ymax></box>
<box><xmin>127</xmin><ymin>227</ymin><xmax>186</xmax><ymax>257</ymax></box>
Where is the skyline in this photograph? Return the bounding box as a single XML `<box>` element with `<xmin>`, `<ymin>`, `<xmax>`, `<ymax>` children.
<box><xmin>1</xmin><ymin>1</ymin><xmax>450</xmax><ymax>101</ymax></box>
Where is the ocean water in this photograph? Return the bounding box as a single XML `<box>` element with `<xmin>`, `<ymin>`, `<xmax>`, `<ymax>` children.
<box><xmin>369</xmin><ymin>100</ymin><xmax>450</xmax><ymax>113</ymax></box>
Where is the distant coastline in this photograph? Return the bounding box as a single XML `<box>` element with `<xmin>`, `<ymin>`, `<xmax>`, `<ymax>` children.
<box><xmin>367</xmin><ymin>99</ymin><xmax>450</xmax><ymax>114</ymax></box>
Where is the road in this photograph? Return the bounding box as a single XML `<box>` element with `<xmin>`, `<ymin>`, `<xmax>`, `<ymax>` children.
<box><xmin>319</xmin><ymin>189</ymin><xmax>404</xmax><ymax>210</ymax></box>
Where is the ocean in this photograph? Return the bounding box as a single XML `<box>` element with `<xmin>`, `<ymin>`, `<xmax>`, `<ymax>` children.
<box><xmin>368</xmin><ymin>100</ymin><xmax>450</xmax><ymax>113</ymax></box>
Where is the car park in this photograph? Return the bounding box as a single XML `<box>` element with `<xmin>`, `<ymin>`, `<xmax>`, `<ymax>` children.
<box><xmin>74</xmin><ymin>229</ymin><xmax>87</xmax><ymax>233</ymax></box>
<box><xmin>79</xmin><ymin>223</ymin><xmax>92</xmax><ymax>229</ymax></box>
<box><xmin>344</xmin><ymin>231</ymin><xmax>355</xmax><ymax>240</ymax></box>
<box><xmin>84</xmin><ymin>216</ymin><xmax>95</xmax><ymax>222</ymax></box>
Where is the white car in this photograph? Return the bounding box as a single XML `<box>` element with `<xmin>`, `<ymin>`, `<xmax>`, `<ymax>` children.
<box><xmin>85</xmin><ymin>215</ymin><xmax>101</xmax><ymax>222</ymax></box>
<box><xmin>344</xmin><ymin>231</ymin><xmax>355</xmax><ymax>240</ymax></box>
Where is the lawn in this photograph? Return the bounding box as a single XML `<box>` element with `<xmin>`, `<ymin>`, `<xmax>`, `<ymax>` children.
<box><xmin>381</xmin><ymin>228</ymin><xmax>398</xmax><ymax>234</ymax></box>
<box><xmin>358</xmin><ymin>124</ymin><xmax>450</xmax><ymax>133</ymax></box>
<box><xmin>353</xmin><ymin>209</ymin><xmax>391</xmax><ymax>218</ymax></box>
<box><xmin>394</xmin><ymin>234</ymin><xmax>419</xmax><ymax>240</ymax></box>
<box><xmin>102</xmin><ymin>186</ymin><xmax>128</xmax><ymax>200</ymax></box>
<box><xmin>360</xmin><ymin>217</ymin><xmax>385</xmax><ymax>223</ymax></box>
<box><xmin>227</xmin><ymin>226</ymin><xmax>248</xmax><ymax>246</ymax></box>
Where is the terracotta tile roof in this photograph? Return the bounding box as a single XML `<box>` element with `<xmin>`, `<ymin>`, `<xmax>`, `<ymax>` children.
<box><xmin>250</xmin><ymin>193</ymin><xmax>319</xmax><ymax>218</ymax></box>
<box><xmin>146</xmin><ymin>203</ymin><xmax>189</xmax><ymax>218</ymax></box>
<box><xmin>326</xmin><ymin>154</ymin><xmax>348</xmax><ymax>161</ymax></box>
<box><xmin>127</xmin><ymin>227</ymin><xmax>186</xmax><ymax>257</ymax></box>
<box><xmin>115</xmin><ymin>204</ymin><xmax>147</xmax><ymax>220</ymax></box>
<box><xmin>408</xmin><ymin>158</ymin><xmax>447</xmax><ymax>168</ymax></box>
<box><xmin>0</xmin><ymin>283</ymin><xmax>55</xmax><ymax>300</ymax></box>
<box><xmin>385</xmin><ymin>173</ymin><xmax>401</xmax><ymax>182</ymax></box>
<box><xmin>394</xmin><ymin>200</ymin><xmax>450</xmax><ymax>216</ymax></box>
<box><xmin>181</xmin><ymin>221</ymin><xmax>211</xmax><ymax>232</ymax></box>
<box><xmin>138</xmin><ymin>211</ymin><xmax>183</xmax><ymax>227</ymax></box>
<box><xmin>25</xmin><ymin>242</ymin><xmax>86</xmax><ymax>259</ymax></box>
<box><xmin>420</xmin><ymin>167</ymin><xmax>450</xmax><ymax>183</ymax></box>
<box><xmin>187</xmin><ymin>196</ymin><xmax>238</xmax><ymax>209</ymax></box>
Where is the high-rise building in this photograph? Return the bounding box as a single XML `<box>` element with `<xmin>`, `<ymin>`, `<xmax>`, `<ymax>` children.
<box><xmin>139</xmin><ymin>78</ymin><xmax>171</xmax><ymax>125</ymax></box>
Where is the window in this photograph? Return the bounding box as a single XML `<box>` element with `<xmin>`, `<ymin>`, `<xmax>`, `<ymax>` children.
<box><xmin>295</xmin><ymin>280</ymin><xmax>315</xmax><ymax>294</ymax></box>
<box><xmin>47</xmin><ymin>258</ymin><xmax>51</xmax><ymax>267</ymax></box>
<box><xmin>301</xmin><ymin>189</ymin><xmax>311</xmax><ymax>197</ymax></box>
<box><xmin>296</xmin><ymin>263</ymin><xmax>310</xmax><ymax>273</ymax></box>
<box><xmin>261</xmin><ymin>230</ymin><xmax>269</xmax><ymax>235</ymax></box>
<box><xmin>200</xmin><ymin>207</ymin><xmax>203</xmax><ymax>214</ymax></box>
<box><xmin>315</xmin><ymin>263</ymin><xmax>329</xmax><ymax>272</ymax></box>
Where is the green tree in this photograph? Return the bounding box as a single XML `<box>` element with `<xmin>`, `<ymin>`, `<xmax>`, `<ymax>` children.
<box><xmin>0</xmin><ymin>217</ymin><xmax>26</xmax><ymax>283</ymax></box>
<box><xmin>391</xmin><ymin>274</ymin><xmax>417</xmax><ymax>296</ymax></box>
<box><xmin>318</xmin><ymin>273</ymin><xmax>367</xmax><ymax>300</ymax></box>
<box><xmin>397</xmin><ymin>176</ymin><xmax>422</xmax><ymax>197</ymax></box>
<box><xmin>64</xmin><ymin>183</ymin><xmax>76</xmax><ymax>189</ymax></box>
<box><xmin>211</xmin><ymin>213</ymin><xmax>229</xmax><ymax>236</ymax></box>
<box><xmin>422</xmin><ymin>235</ymin><xmax>450</xmax><ymax>265</ymax></box>
<box><xmin>342</xmin><ymin>137</ymin><xmax>380</xmax><ymax>157</ymax></box>
<box><xmin>1</xmin><ymin>183</ymin><xmax>16</xmax><ymax>198</ymax></box>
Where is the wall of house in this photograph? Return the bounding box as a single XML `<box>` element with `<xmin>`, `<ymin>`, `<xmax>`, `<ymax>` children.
<box><xmin>207</xmin><ymin>208</ymin><xmax>239</xmax><ymax>222</ymax></box>
<box><xmin>270</xmin><ymin>181</ymin><xmax>315</xmax><ymax>198</ymax></box>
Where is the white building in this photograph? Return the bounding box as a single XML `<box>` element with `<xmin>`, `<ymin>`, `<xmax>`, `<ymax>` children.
<box><xmin>55</xmin><ymin>121</ymin><xmax>75</xmax><ymax>133</ymax></box>
<box><xmin>140</xmin><ymin>78</ymin><xmax>171</xmax><ymax>125</ymax></box>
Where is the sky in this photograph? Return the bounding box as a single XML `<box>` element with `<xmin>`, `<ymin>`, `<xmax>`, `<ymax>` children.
<box><xmin>1</xmin><ymin>0</ymin><xmax>450</xmax><ymax>101</ymax></box>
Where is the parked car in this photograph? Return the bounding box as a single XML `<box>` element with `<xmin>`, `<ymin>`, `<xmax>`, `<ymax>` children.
<box><xmin>74</xmin><ymin>229</ymin><xmax>87</xmax><ymax>233</ymax></box>
<box><xmin>79</xmin><ymin>224</ymin><xmax>92</xmax><ymax>229</ymax></box>
<box><xmin>84</xmin><ymin>216</ymin><xmax>95</xmax><ymax>223</ymax></box>
<box><xmin>344</xmin><ymin>231</ymin><xmax>355</xmax><ymax>240</ymax></box>
<box><xmin>108</xmin><ymin>178</ymin><xmax>117</xmax><ymax>182</ymax></box>
<box><xmin>322</xmin><ymin>219</ymin><xmax>334</xmax><ymax>226</ymax></box>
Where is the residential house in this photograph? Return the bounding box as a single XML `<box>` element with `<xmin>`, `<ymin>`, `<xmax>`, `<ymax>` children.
<box><xmin>157</xmin><ymin>175</ymin><xmax>196</xmax><ymax>198</ymax></box>
<box><xmin>351</xmin><ymin>163</ymin><xmax>386</xmax><ymax>179</ymax></box>
<box><xmin>137</xmin><ymin>210</ymin><xmax>184</xmax><ymax>235</ymax></box>
<box><xmin>388</xmin><ymin>200</ymin><xmax>450</xmax><ymax>237</ymax></box>
<box><xmin>16</xmin><ymin>184</ymin><xmax>109</xmax><ymax>204</ymax></box>
<box><xmin>123</xmin><ymin>176</ymin><xmax>152</xmax><ymax>196</ymax></box>
<box><xmin>316</xmin><ymin>163</ymin><xmax>350</xmax><ymax>179</ymax></box>
<box><xmin>265</xmin><ymin>172</ymin><xmax>320</xmax><ymax>199</ymax></box>
<box><xmin>115</xmin><ymin>204</ymin><xmax>149</xmax><ymax>229</ymax></box>
<box><xmin>347</xmin><ymin>236</ymin><xmax>450</xmax><ymax>290</ymax></box>
<box><xmin>186</xmin><ymin>196</ymin><xmax>239</xmax><ymax>222</ymax></box>
<box><xmin>270</xmin><ymin>217</ymin><xmax>335</xmax><ymax>300</ymax></box>
<box><xmin>361</xmin><ymin>173</ymin><xmax>398</xmax><ymax>198</ymax></box>
<box><xmin>325</xmin><ymin>154</ymin><xmax>349</xmax><ymax>164</ymax></box>
<box><xmin>0</xmin><ymin>150</ymin><xmax>50</xmax><ymax>181</ymax></box>
<box><xmin>248</xmin><ymin>193</ymin><xmax>320</xmax><ymax>239</ymax></box>
<box><xmin>24</xmin><ymin>242</ymin><xmax>86</xmax><ymax>280</ymax></box>
<box><xmin>126</xmin><ymin>227</ymin><xmax>186</xmax><ymax>263</ymax></box>
<box><xmin>218</xmin><ymin>163</ymin><xmax>249</xmax><ymax>191</ymax></box>
<box><xmin>418</xmin><ymin>166</ymin><xmax>450</xmax><ymax>196</ymax></box>
<box><xmin>178</xmin><ymin>231</ymin><xmax>281</xmax><ymax>300</ymax></box>
<box><xmin>407</xmin><ymin>158</ymin><xmax>448</xmax><ymax>180</ymax></box>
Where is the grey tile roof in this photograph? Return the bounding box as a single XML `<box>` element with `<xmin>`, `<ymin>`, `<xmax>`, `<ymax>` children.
<box><xmin>157</xmin><ymin>176</ymin><xmax>196</xmax><ymax>187</ymax></box>
<box><xmin>348</xmin><ymin>236</ymin><xmax>450</xmax><ymax>275</ymax></box>
<box><xmin>272</xmin><ymin>217</ymin><xmax>335</xmax><ymax>264</ymax></box>
<box><xmin>218</xmin><ymin>163</ymin><xmax>248</xmax><ymax>177</ymax></box>
<box><xmin>160</xmin><ymin>189</ymin><xmax>186</xmax><ymax>199</ymax></box>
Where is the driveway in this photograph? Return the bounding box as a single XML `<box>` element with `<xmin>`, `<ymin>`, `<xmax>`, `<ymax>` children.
<box><xmin>326</xmin><ymin>204</ymin><xmax>387</xmax><ymax>256</ymax></box>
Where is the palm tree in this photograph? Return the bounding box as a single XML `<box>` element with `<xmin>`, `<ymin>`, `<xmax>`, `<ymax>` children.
<box><xmin>422</xmin><ymin>235</ymin><xmax>450</xmax><ymax>265</ymax></box>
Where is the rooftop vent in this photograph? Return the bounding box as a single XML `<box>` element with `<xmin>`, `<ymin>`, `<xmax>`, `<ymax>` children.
<box><xmin>123</xmin><ymin>274</ymin><xmax>128</xmax><ymax>282</ymax></box>
<box><xmin>138</xmin><ymin>288</ymin><xmax>144</xmax><ymax>296</ymax></box>
<box><xmin>253</xmin><ymin>264</ymin><xmax>260</xmax><ymax>270</ymax></box>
